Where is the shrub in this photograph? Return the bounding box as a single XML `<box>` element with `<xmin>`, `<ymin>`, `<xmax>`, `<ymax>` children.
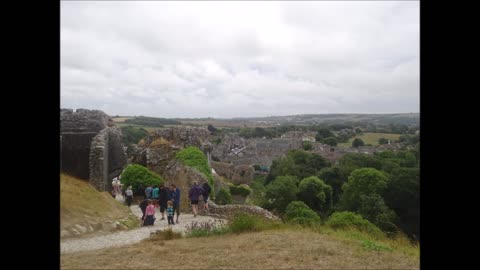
<box><xmin>302</xmin><ymin>141</ymin><xmax>313</xmax><ymax>151</ymax></box>
<box><xmin>120</xmin><ymin>126</ymin><xmax>148</xmax><ymax>146</ymax></box>
<box><xmin>176</xmin><ymin>146</ymin><xmax>215</xmax><ymax>197</ymax></box>
<box><xmin>229</xmin><ymin>184</ymin><xmax>252</xmax><ymax>197</ymax></box>
<box><xmin>284</xmin><ymin>201</ymin><xmax>321</xmax><ymax>226</ymax></box>
<box><xmin>121</xmin><ymin>164</ymin><xmax>163</xmax><ymax>194</ymax></box>
<box><xmin>253</xmin><ymin>164</ymin><xmax>261</xmax><ymax>171</ymax></box>
<box><xmin>229</xmin><ymin>213</ymin><xmax>257</xmax><ymax>233</ymax></box>
<box><xmin>297</xmin><ymin>176</ymin><xmax>333</xmax><ymax>215</ymax></box>
<box><xmin>326</xmin><ymin>211</ymin><xmax>383</xmax><ymax>236</ymax></box>
<box><xmin>216</xmin><ymin>187</ymin><xmax>233</xmax><ymax>205</ymax></box>
<box><xmin>323</xmin><ymin>137</ymin><xmax>338</xmax><ymax>147</ymax></box>
<box><xmin>352</xmin><ymin>138</ymin><xmax>365</xmax><ymax>148</ymax></box>
<box><xmin>185</xmin><ymin>219</ymin><xmax>228</xmax><ymax>237</ymax></box>
<box><xmin>264</xmin><ymin>175</ymin><xmax>299</xmax><ymax>213</ymax></box>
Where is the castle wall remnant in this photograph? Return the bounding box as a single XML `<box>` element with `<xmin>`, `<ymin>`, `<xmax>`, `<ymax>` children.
<box><xmin>61</xmin><ymin>109</ymin><xmax>126</xmax><ymax>191</ymax></box>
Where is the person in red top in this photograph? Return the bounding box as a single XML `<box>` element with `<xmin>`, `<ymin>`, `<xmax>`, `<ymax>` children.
<box><xmin>143</xmin><ymin>200</ymin><xmax>156</xmax><ymax>226</ymax></box>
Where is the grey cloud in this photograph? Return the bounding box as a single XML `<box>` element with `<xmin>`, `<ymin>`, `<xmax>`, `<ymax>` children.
<box><xmin>61</xmin><ymin>1</ymin><xmax>419</xmax><ymax>118</ymax></box>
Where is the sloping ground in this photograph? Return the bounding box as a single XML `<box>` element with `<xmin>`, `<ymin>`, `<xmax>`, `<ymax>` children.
<box><xmin>61</xmin><ymin>229</ymin><xmax>419</xmax><ymax>269</ymax></box>
<box><xmin>60</xmin><ymin>173</ymin><xmax>132</xmax><ymax>229</ymax></box>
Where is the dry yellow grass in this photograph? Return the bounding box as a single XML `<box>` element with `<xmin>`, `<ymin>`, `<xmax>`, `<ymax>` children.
<box><xmin>112</xmin><ymin>117</ymin><xmax>131</xmax><ymax>123</ymax></box>
<box><xmin>61</xmin><ymin>229</ymin><xmax>419</xmax><ymax>269</ymax></box>
<box><xmin>149</xmin><ymin>137</ymin><xmax>171</xmax><ymax>147</ymax></box>
<box><xmin>60</xmin><ymin>173</ymin><xmax>132</xmax><ymax>229</ymax></box>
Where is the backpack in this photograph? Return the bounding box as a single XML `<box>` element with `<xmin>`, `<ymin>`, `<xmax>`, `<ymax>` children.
<box><xmin>203</xmin><ymin>183</ymin><xmax>211</xmax><ymax>195</ymax></box>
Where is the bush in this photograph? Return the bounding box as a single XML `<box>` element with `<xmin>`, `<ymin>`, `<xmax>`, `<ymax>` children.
<box><xmin>264</xmin><ymin>175</ymin><xmax>299</xmax><ymax>213</ymax></box>
<box><xmin>284</xmin><ymin>201</ymin><xmax>321</xmax><ymax>226</ymax></box>
<box><xmin>121</xmin><ymin>164</ymin><xmax>164</xmax><ymax>195</ymax></box>
<box><xmin>185</xmin><ymin>219</ymin><xmax>228</xmax><ymax>238</ymax></box>
<box><xmin>229</xmin><ymin>184</ymin><xmax>252</xmax><ymax>197</ymax></box>
<box><xmin>326</xmin><ymin>211</ymin><xmax>383</xmax><ymax>236</ymax></box>
<box><xmin>352</xmin><ymin>138</ymin><xmax>365</xmax><ymax>148</ymax></box>
<box><xmin>176</xmin><ymin>146</ymin><xmax>215</xmax><ymax>197</ymax></box>
<box><xmin>253</xmin><ymin>164</ymin><xmax>261</xmax><ymax>171</ymax></box>
<box><xmin>229</xmin><ymin>213</ymin><xmax>257</xmax><ymax>233</ymax></box>
<box><xmin>216</xmin><ymin>187</ymin><xmax>233</xmax><ymax>205</ymax></box>
<box><xmin>120</xmin><ymin>126</ymin><xmax>148</xmax><ymax>146</ymax></box>
<box><xmin>323</xmin><ymin>137</ymin><xmax>338</xmax><ymax>147</ymax></box>
<box><xmin>297</xmin><ymin>176</ymin><xmax>333</xmax><ymax>215</ymax></box>
<box><xmin>302</xmin><ymin>141</ymin><xmax>313</xmax><ymax>151</ymax></box>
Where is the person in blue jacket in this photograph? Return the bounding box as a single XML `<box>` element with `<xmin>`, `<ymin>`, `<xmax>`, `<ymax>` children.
<box><xmin>170</xmin><ymin>184</ymin><xmax>181</xmax><ymax>224</ymax></box>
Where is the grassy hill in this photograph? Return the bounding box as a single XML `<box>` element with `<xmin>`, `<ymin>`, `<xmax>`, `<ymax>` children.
<box><xmin>60</xmin><ymin>173</ymin><xmax>135</xmax><ymax>229</ymax></box>
<box><xmin>61</xmin><ymin>228</ymin><xmax>419</xmax><ymax>269</ymax></box>
<box><xmin>338</xmin><ymin>133</ymin><xmax>401</xmax><ymax>147</ymax></box>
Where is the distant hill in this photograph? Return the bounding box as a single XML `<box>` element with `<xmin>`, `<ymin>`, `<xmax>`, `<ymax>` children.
<box><xmin>113</xmin><ymin>113</ymin><xmax>419</xmax><ymax>128</ymax></box>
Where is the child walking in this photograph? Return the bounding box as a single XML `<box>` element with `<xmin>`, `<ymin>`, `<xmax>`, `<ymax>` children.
<box><xmin>143</xmin><ymin>199</ymin><xmax>156</xmax><ymax>226</ymax></box>
<box><xmin>167</xmin><ymin>200</ymin><xmax>175</xmax><ymax>225</ymax></box>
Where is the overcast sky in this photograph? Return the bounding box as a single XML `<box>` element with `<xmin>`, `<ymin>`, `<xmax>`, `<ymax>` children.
<box><xmin>61</xmin><ymin>1</ymin><xmax>419</xmax><ymax>118</ymax></box>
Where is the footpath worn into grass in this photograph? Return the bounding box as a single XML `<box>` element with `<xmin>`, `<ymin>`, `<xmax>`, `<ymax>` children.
<box><xmin>61</xmin><ymin>227</ymin><xmax>419</xmax><ymax>269</ymax></box>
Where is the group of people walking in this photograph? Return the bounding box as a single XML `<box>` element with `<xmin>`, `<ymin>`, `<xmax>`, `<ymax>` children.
<box><xmin>138</xmin><ymin>181</ymin><xmax>211</xmax><ymax>226</ymax></box>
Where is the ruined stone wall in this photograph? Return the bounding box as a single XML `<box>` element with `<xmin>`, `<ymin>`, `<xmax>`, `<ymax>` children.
<box><xmin>61</xmin><ymin>108</ymin><xmax>126</xmax><ymax>191</ymax></box>
<box><xmin>107</xmin><ymin>127</ymin><xmax>127</xmax><ymax>181</ymax></box>
<box><xmin>61</xmin><ymin>108</ymin><xmax>110</xmax><ymax>132</ymax></box>
<box><xmin>89</xmin><ymin>126</ymin><xmax>127</xmax><ymax>191</ymax></box>
<box><xmin>89</xmin><ymin>129</ymin><xmax>109</xmax><ymax>190</ymax></box>
<box><xmin>61</xmin><ymin>132</ymin><xmax>98</xmax><ymax>180</ymax></box>
<box><xmin>162</xmin><ymin>160</ymin><xmax>209</xmax><ymax>212</ymax></box>
<box><xmin>201</xmin><ymin>201</ymin><xmax>280</xmax><ymax>221</ymax></box>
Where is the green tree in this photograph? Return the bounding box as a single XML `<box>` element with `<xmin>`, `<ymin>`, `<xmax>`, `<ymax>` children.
<box><xmin>216</xmin><ymin>187</ymin><xmax>233</xmax><ymax>205</ymax></box>
<box><xmin>284</xmin><ymin>201</ymin><xmax>321</xmax><ymax>226</ymax></box>
<box><xmin>121</xmin><ymin>164</ymin><xmax>164</xmax><ymax>194</ymax></box>
<box><xmin>297</xmin><ymin>176</ymin><xmax>333</xmax><ymax>215</ymax></box>
<box><xmin>120</xmin><ymin>126</ymin><xmax>148</xmax><ymax>146</ymax></box>
<box><xmin>336</xmin><ymin>153</ymin><xmax>382</xmax><ymax>181</ymax></box>
<box><xmin>383</xmin><ymin>167</ymin><xmax>419</xmax><ymax>238</ymax></box>
<box><xmin>302</xmin><ymin>141</ymin><xmax>313</xmax><ymax>151</ymax></box>
<box><xmin>326</xmin><ymin>211</ymin><xmax>383</xmax><ymax>236</ymax></box>
<box><xmin>352</xmin><ymin>138</ymin><xmax>365</xmax><ymax>147</ymax></box>
<box><xmin>357</xmin><ymin>194</ymin><xmax>397</xmax><ymax>232</ymax></box>
<box><xmin>318</xmin><ymin>167</ymin><xmax>345</xmax><ymax>205</ymax></box>
<box><xmin>339</xmin><ymin>168</ymin><xmax>388</xmax><ymax>212</ymax></box>
<box><xmin>378</xmin><ymin>138</ymin><xmax>389</xmax><ymax>145</ymax></box>
<box><xmin>176</xmin><ymin>146</ymin><xmax>215</xmax><ymax>198</ymax></box>
<box><xmin>323</xmin><ymin>137</ymin><xmax>338</xmax><ymax>146</ymax></box>
<box><xmin>315</xmin><ymin>128</ymin><xmax>334</xmax><ymax>142</ymax></box>
<box><xmin>263</xmin><ymin>175</ymin><xmax>299</xmax><ymax>213</ymax></box>
<box><xmin>265</xmin><ymin>150</ymin><xmax>330</xmax><ymax>185</ymax></box>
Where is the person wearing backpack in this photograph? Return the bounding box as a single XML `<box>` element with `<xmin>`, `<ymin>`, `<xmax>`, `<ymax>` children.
<box><xmin>201</xmin><ymin>181</ymin><xmax>212</xmax><ymax>211</ymax></box>
<box><xmin>188</xmin><ymin>181</ymin><xmax>204</xmax><ymax>218</ymax></box>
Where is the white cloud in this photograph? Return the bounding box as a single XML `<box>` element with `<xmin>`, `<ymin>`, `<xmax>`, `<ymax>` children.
<box><xmin>61</xmin><ymin>1</ymin><xmax>419</xmax><ymax>117</ymax></box>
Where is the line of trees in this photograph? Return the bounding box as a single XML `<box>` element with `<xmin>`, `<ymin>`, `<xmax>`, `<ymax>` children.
<box><xmin>254</xmin><ymin>147</ymin><xmax>419</xmax><ymax>240</ymax></box>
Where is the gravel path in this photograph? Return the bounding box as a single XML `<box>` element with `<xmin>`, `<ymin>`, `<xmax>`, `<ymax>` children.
<box><xmin>61</xmin><ymin>202</ymin><xmax>224</xmax><ymax>254</ymax></box>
